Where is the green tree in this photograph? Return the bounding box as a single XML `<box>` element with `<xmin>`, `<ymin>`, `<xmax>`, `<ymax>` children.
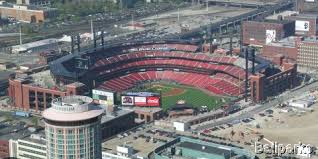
<box><xmin>31</xmin><ymin>117</ymin><xmax>39</xmax><ymax>126</ymax></box>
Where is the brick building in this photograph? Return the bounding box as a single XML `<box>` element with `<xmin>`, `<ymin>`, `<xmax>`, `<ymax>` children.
<box><xmin>261</xmin><ymin>36</ymin><xmax>302</xmax><ymax>65</ymax></box>
<box><xmin>16</xmin><ymin>0</ymin><xmax>51</xmax><ymax>7</ymax></box>
<box><xmin>250</xmin><ymin>63</ymin><xmax>298</xmax><ymax>102</ymax></box>
<box><xmin>286</xmin><ymin>14</ymin><xmax>318</xmax><ymax>37</ymax></box>
<box><xmin>242</xmin><ymin>20</ymin><xmax>295</xmax><ymax>46</ymax></box>
<box><xmin>0</xmin><ymin>140</ymin><xmax>9</xmax><ymax>158</ymax></box>
<box><xmin>133</xmin><ymin>107</ymin><xmax>164</xmax><ymax>123</ymax></box>
<box><xmin>0</xmin><ymin>2</ymin><xmax>57</xmax><ymax>23</ymax></box>
<box><xmin>8</xmin><ymin>74</ymin><xmax>88</xmax><ymax>112</ymax></box>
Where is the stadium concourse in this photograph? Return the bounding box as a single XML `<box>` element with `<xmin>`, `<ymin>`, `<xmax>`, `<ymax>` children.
<box><xmin>50</xmin><ymin>41</ymin><xmax>250</xmax><ymax>98</ymax></box>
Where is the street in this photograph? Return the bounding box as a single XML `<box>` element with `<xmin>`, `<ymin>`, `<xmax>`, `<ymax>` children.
<box><xmin>195</xmin><ymin>81</ymin><xmax>318</xmax><ymax>131</ymax></box>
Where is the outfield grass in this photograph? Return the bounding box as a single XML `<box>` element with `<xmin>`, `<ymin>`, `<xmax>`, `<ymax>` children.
<box><xmin>139</xmin><ymin>84</ymin><xmax>228</xmax><ymax>111</ymax></box>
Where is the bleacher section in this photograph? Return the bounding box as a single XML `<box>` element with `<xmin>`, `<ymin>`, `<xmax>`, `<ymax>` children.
<box><xmin>98</xmin><ymin>71</ymin><xmax>244</xmax><ymax>96</ymax></box>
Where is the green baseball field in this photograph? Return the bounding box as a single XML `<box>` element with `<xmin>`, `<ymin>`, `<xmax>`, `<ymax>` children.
<box><xmin>131</xmin><ymin>83</ymin><xmax>229</xmax><ymax>111</ymax></box>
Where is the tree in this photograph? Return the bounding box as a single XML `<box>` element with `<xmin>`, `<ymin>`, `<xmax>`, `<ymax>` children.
<box><xmin>230</xmin><ymin>130</ymin><xmax>235</xmax><ymax>138</ymax></box>
<box><xmin>31</xmin><ymin>117</ymin><xmax>39</xmax><ymax>126</ymax></box>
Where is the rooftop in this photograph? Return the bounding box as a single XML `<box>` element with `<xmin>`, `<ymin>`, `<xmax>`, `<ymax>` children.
<box><xmin>20</xmin><ymin>131</ymin><xmax>46</xmax><ymax>145</ymax></box>
<box><xmin>0</xmin><ymin>122</ymin><xmax>36</xmax><ymax>141</ymax></box>
<box><xmin>178</xmin><ymin>141</ymin><xmax>231</xmax><ymax>156</ymax></box>
<box><xmin>102</xmin><ymin>126</ymin><xmax>176</xmax><ymax>158</ymax></box>
<box><xmin>11</xmin><ymin>38</ymin><xmax>59</xmax><ymax>52</ymax></box>
<box><xmin>303</xmin><ymin>36</ymin><xmax>318</xmax><ymax>43</ymax></box>
<box><xmin>132</xmin><ymin>107</ymin><xmax>163</xmax><ymax>113</ymax></box>
<box><xmin>27</xmin><ymin>70</ymin><xmax>66</xmax><ymax>91</ymax></box>
<box><xmin>246</xmin><ymin>19</ymin><xmax>293</xmax><ymax>25</ymax></box>
<box><xmin>101</xmin><ymin>107</ymin><xmax>134</xmax><ymax>123</ymax></box>
<box><xmin>266</xmin><ymin>11</ymin><xmax>299</xmax><ymax>20</ymax></box>
<box><xmin>0</xmin><ymin>1</ymin><xmax>56</xmax><ymax>11</ymax></box>
<box><xmin>291</xmin><ymin>13</ymin><xmax>318</xmax><ymax>19</ymax></box>
<box><xmin>266</xmin><ymin>36</ymin><xmax>299</xmax><ymax>48</ymax></box>
<box><xmin>42</xmin><ymin>96</ymin><xmax>104</xmax><ymax>122</ymax></box>
<box><xmin>155</xmin><ymin>137</ymin><xmax>255</xmax><ymax>159</ymax></box>
<box><xmin>0</xmin><ymin>71</ymin><xmax>15</xmax><ymax>81</ymax></box>
<box><xmin>177</xmin><ymin>109</ymin><xmax>224</xmax><ymax>123</ymax></box>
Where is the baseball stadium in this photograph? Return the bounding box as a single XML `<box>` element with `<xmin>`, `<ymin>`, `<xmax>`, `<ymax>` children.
<box><xmin>49</xmin><ymin>39</ymin><xmax>298</xmax><ymax>110</ymax></box>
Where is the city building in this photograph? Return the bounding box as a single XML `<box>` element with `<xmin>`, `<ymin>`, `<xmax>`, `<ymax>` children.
<box><xmin>0</xmin><ymin>123</ymin><xmax>35</xmax><ymax>158</ymax></box>
<box><xmin>0</xmin><ymin>1</ymin><xmax>57</xmax><ymax>23</ymax></box>
<box><xmin>286</xmin><ymin>13</ymin><xmax>318</xmax><ymax>37</ymax></box>
<box><xmin>0</xmin><ymin>71</ymin><xmax>15</xmax><ymax>96</ymax></box>
<box><xmin>11</xmin><ymin>38</ymin><xmax>60</xmax><ymax>54</ymax></box>
<box><xmin>297</xmin><ymin>36</ymin><xmax>318</xmax><ymax>70</ymax></box>
<box><xmin>102</xmin><ymin>126</ymin><xmax>176</xmax><ymax>159</ymax></box>
<box><xmin>155</xmin><ymin>109</ymin><xmax>225</xmax><ymax>132</ymax></box>
<box><xmin>0</xmin><ymin>62</ymin><xmax>16</xmax><ymax>70</ymax></box>
<box><xmin>112</xmin><ymin>0</ymin><xmax>137</xmax><ymax>8</ymax></box>
<box><xmin>173</xmin><ymin>110</ymin><xmax>225</xmax><ymax>131</ymax></box>
<box><xmin>16</xmin><ymin>0</ymin><xmax>51</xmax><ymax>7</ymax></box>
<box><xmin>250</xmin><ymin>62</ymin><xmax>298</xmax><ymax>102</ymax></box>
<box><xmin>8</xmin><ymin>71</ymin><xmax>89</xmax><ymax>113</ymax></box>
<box><xmin>153</xmin><ymin>137</ymin><xmax>256</xmax><ymax>159</ymax></box>
<box><xmin>38</xmin><ymin>51</ymin><xmax>67</xmax><ymax>65</ymax></box>
<box><xmin>242</xmin><ymin>20</ymin><xmax>295</xmax><ymax>46</ymax></box>
<box><xmin>265</xmin><ymin>11</ymin><xmax>299</xmax><ymax>21</ymax></box>
<box><xmin>100</xmin><ymin>106</ymin><xmax>136</xmax><ymax>140</ymax></box>
<box><xmin>102</xmin><ymin>151</ymin><xmax>131</xmax><ymax>159</ymax></box>
<box><xmin>9</xmin><ymin>133</ymin><xmax>46</xmax><ymax>159</ymax></box>
<box><xmin>133</xmin><ymin>107</ymin><xmax>164</xmax><ymax>123</ymax></box>
<box><xmin>261</xmin><ymin>36</ymin><xmax>301</xmax><ymax>65</ymax></box>
<box><xmin>42</xmin><ymin>95</ymin><xmax>104</xmax><ymax>159</ymax></box>
<box><xmin>295</xmin><ymin>0</ymin><xmax>305</xmax><ymax>13</ymax></box>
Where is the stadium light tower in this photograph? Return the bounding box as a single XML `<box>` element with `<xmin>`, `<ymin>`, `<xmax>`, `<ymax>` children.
<box><xmin>244</xmin><ymin>47</ymin><xmax>249</xmax><ymax>102</ymax></box>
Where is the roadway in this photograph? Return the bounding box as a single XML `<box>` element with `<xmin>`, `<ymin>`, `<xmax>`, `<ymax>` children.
<box><xmin>173</xmin><ymin>0</ymin><xmax>293</xmax><ymax>39</ymax></box>
<box><xmin>195</xmin><ymin>81</ymin><xmax>318</xmax><ymax>131</ymax></box>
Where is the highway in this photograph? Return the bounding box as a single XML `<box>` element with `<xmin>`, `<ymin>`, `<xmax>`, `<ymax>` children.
<box><xmin>195</xmin><ymin>81</ymin><xmax>318</xmax><ymax>131</ymax></box>
<box><xmin>172</xmin><ymin>0</ymin><xmax>293</xmax><ymax>39</ymax></box>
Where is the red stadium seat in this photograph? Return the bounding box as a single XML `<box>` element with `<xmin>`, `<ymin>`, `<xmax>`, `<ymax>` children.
<box><xmin>98</xmin><ymin>70</ymin><xmax>243</xmax><ymax>96</ymax></box>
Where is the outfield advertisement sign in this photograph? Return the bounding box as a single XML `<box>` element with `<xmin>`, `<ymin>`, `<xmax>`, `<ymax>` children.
<box><xmin>92</xmin><ymin>89</ymin><xmax>114</xmax><ymax>106</ymax></box>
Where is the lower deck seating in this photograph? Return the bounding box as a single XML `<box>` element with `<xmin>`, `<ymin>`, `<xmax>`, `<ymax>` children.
<box><xmin>98</xmin><ymin>71</ymin><xmax>244</xmax><ymax>96</ymax></box>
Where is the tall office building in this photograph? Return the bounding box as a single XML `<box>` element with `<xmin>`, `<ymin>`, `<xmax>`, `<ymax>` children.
<box><xmin>297</xmin><ymin>37</ymin><xmax>318</xmax><ymax>70</ymax></box>
<box><xmin>42</xmin><ymin>96</ymin><xmax>104</xmax><ymax>159</ymax></box>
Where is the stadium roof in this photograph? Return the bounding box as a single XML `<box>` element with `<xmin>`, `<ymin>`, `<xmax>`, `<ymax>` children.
<box><xmin>178</xmin><ymin>141</ymin><xmax>231</xmax><ymax>156</ymax></box>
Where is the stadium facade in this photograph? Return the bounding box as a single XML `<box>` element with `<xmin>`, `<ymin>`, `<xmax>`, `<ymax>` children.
<box><xmin>48</xmin><ymin>40</ymin><xmax>297</xmax><ymax>103</ymax></box>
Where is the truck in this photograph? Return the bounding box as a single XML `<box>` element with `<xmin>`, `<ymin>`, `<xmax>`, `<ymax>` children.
<box><xmin>12</xmin><ymin>111</ymin><xmax>30</xmax><ymax>117</ymax></box>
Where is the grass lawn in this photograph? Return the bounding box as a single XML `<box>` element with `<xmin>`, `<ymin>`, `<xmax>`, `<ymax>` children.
<box><xmin>133</xmin><ymin>83</ymin><xmax>228</xmax><ymax>111</ymax></box>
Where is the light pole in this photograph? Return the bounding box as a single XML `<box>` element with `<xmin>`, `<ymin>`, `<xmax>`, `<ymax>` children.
<box><xmin>177</xmin><ymin>8</ymin><xmax>180</xmax><ymax>23</ymax></box>
<box><xmin>89</xmin><ymin>15</ymin><xmax>94</xmax><ymax>41</ymax></box>
<box><xmin>17</xmin><ymin>22</ymin><xmax>22</xmax><ymax>46</ymax></box>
